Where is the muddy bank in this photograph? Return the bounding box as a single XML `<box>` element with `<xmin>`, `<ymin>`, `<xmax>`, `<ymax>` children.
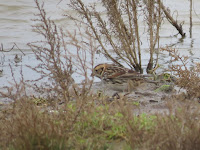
<box><xmin>91</xmin><ymin>81</ymin><xmax>187</xmax><ymax>115</ymax></box>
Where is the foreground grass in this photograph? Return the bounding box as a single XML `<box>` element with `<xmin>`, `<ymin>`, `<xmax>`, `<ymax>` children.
<box><xmin>0</xmin><ymin>96</ymin><xmax>200</xmax><ymax>150</ymax></box>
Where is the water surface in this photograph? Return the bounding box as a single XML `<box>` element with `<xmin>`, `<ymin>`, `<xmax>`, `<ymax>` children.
<box><xmin>0</xmin><ymin>0</ymin><xmax>200</xmax><ymax>101</ymax></box>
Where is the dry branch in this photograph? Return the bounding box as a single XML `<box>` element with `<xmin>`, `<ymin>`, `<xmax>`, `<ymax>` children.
<box><xmin>160</xmin><ymin>1</ymin><xmax>186</xmax><ymax>37</ymax></box>
<box><xmin>69</xmin><ymin>0</ymin><xmax>165</xmax><ymax>73</ymax></box>
<box><xmin>189</xmin><ymin>0</ymin><xmax>192</xmax><ymax>38</ymax></box>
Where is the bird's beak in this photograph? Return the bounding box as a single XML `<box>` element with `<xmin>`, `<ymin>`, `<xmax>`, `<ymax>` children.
<box><xmin>91</xmin><ymin>71</ymin><xmax>94</xmax><ymax>77</ymax></box>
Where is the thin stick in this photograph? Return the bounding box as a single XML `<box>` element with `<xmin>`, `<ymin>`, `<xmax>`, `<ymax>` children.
<box><xmin>14</xmin><ymin>43</ymin><xmax>26</xmax><ymax>56</ymax></box>
<box><xmin>189</xmin><ymin>0</ymin><xmax>192</xmax><ymax>38</ymax></box>
<box><xmin>160</xmin><ymin>1</ymin><xmax>186</xmax><ymax>37</ymax></box>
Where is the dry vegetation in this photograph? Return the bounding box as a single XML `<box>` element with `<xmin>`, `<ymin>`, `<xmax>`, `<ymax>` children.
<box><xmin>69</xmin><ymin>0</ymin><xmax>164</xmax><ymax>73</ymax></box>
<box><xmin>0</xmin><ymin>0</ymin><xmax>200</xmax><ymax>150</ymax></box>
<box><xmin>163</xmin><ymin>47</ymin><xmax>200</xmax><ymax>99</ymax></box>
<box><xmin>0</xmin><ymin>94</ymin><xmax>200</xmax><ymax>149</ymax></box>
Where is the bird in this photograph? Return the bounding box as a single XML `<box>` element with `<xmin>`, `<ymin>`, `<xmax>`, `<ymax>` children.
<box><xmin>14</xmin><ymin>54</ymin><xmax>22</xmax><ymax>63</ymax></box>
<box><xmin>0</xmin><ymin>69</ymin><xmax>3</xmax><ymax>77</ymax></box>
<box><xmin>91</xmin><ymin>63</ymin><xmax>157</xmax><ymax>91</ymax></box>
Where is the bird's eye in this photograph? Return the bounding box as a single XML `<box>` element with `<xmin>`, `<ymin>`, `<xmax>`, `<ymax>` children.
<box><xmin>95</xmin><ymin>69</ymin><xmax>102</xmax><ymax>74</ymax></box>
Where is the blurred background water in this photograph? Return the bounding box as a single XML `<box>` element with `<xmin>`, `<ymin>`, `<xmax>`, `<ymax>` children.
<box><xmin>0</xmin><ymin>0</ymin><xmax>200</xmax><ymax>97</ymax></box>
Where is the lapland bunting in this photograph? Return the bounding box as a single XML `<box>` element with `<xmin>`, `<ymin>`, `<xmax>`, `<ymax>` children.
<box><xmin>92</xmin><ymin>63</ymin><xmax>156</xmax><ymax>91</ymax></box>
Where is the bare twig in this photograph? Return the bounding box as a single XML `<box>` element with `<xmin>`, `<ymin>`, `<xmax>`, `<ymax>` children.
<box><xmin>160</xmin><ymin>1</ymin><xmax>186</xmax><ymax>37</ymax></box>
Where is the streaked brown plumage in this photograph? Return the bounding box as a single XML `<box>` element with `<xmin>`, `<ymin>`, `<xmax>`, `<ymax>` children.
<box><xmin>92</xmin><ymin>63</ymin><xmax>156</xmax><ymax>91</ymax></box>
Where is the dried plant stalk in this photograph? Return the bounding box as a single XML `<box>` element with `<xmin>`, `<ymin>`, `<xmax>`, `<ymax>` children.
<box><xmin>27</xmin><ymin>0</ymin><xmax>96</xmax><ymax>102</ymax></box>
<box><xmin>162</xmin><ymin>47</ymin><xmax>200</xmax><ymax>98</ymax></box>
<box><xmin>69</xmin><ymin>0</ymin><xmax>164</xmax><ymax>73</ymax></box>
<box><xmin>160</xmin><ymin>1</ymin><xmax>186</xmax><ymax>37</ymax></box>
